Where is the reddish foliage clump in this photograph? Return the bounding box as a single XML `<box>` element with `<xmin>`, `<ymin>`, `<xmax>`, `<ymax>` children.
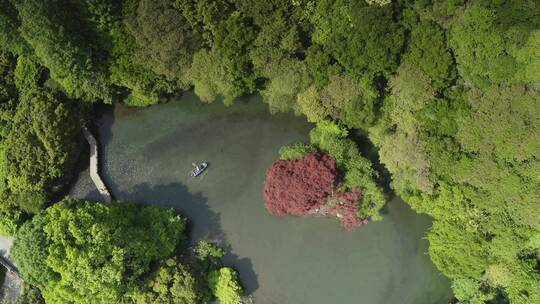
<box><xmin>263</xmin><ymin>152</ymin><xmax>338</xmax><ymax>216</ymax></box>
<box><xmin>326</xmin><ymin>188</ymin><xmax>367</xmax><ymax>231</ymax></box>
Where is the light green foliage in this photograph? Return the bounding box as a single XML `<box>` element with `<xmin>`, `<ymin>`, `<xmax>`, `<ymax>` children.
<box><xmin>195</xmin><ymin>241</ymin><xmax>225</xmax><ymax>261</ymax></box>
<box><xmin>428</xmin><ymin>220</ymin><xmax>490</xmax><ymax>279</ymax></box>
<box><xmin>0</xmin><ymin>51</ymin><xmax>86</xmax><ymax>235</ymax></box>
<box><xmin>515</xmin><ymin>30</ymin><xmax>540</xmax><ymax>84</ymax></box>
<box><xmin>12</xmin><ymin>0</ymin><xmax>113</xmax><ymax>102</ymax></box>
<box><xmin>451</xmin><ymin>278</ymin><xmax>494</xmax><ymax>304</ymax></box>
<box><xmin>190</xmin><ymin>49</ymin><xmax>242</xmax><ymax>105</ymax></box>
<box><xmin>412</xmin><ymin>0</ymin><xmax>466</xmax><ymax>27</ymax></box>
<box><xmin>311</xmin><ymin>0</ymin><xmax>404</xmax><ymax>80</ymax></box>
<box><xmin>0</xmin><ymin>197</ymin><xmax>23</xmax><ymax>237</ymax></box>
<box><xmin>208</xmin><ymin>267</ymin><xmax>243</xmax><ymax>304</ymax></box>
<box><xmin>458</xmin><ymin>86</ymin><xmax>539</xmax><ymax>163</ymax></box>
<box><xmin>450</xmin><ymin>1</ymin><xmax>540</xmax><ymax>87</ymax></box>
<box><xmin>298</xmin><ymin>74</ymin><xmax>377</xmax><ymax>129</ymax></box>
<box><xmin>259</xmin><ymin>58</ymin><xmax>310</xmax><ymax>114</ymax></box>
<box><xmin>365</xmin><ymin>0</ymin><xmax>390</xmax><ymax>6</ymax></box>
<box><xmin>14</xmin><ymin>198</ymin><xmax>187</xmax><ymax>304</ymax></box>
<box><xmin>370</xmin><ymin>64</ymin><xmax>436</xmax><ymax>194</ymax></box>
<box><xmin>279</xmin><ymin>143</ymin><xmax>317</xmax><ymax>161</ymax></box>
<box><xmin>134</xmin><ymin>258</ymin><xmax>210</xmax><ymax>304</ymax></box>
<box><xmin>310</xmin><ymin>121</ymin><xmax>387</xmax><ymax>220</ymax></box>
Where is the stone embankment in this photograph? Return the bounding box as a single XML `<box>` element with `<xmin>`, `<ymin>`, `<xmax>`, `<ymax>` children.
<box><xmin>82</xmin><ymin>126</ymin><xmax>112</xmax><ymax>203</ymax></box>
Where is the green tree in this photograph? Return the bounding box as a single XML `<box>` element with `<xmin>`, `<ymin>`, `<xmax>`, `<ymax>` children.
<box><xmin>11</xmin><ymin>213</ymin><xmax>55</xmax><ymax>288</ymax></box>
<box><xmin>133</xmin><ymin>258</ymin><xmax>210</xmax><ymax>304</ymax></box>
<box><xmin>13</xmin><ymin>198</ymin><xmax>186</xmax><ymax>304</ymax></box>
<box><xmin>311</xmin><ymin>0</ymin><xmax>405</xmax><ymax>80</ymax></box>
<box><xmin>109</xmin><ymin>23</ymin><xmax>176</xmax><ymax>107</ymax></box>
<box><xmin>259</xmin><ymin>58</ymin><xmax>310</xmax><ymax>114</ymax></box>
<box><xmin>298</xmin><ymin>74</ymin><xmax>377</xmax><ymax>129</ymax></box>
<box><xmin>189</xmin><ymin>12</ymin><xmax>256</xmax><ymax>105</ymax></box>
<box><xmin>1</xmin><ymin>90</ymin><xmax>84</xmax><ymax>196</ymax></box>
<box><xmin>125</xmin><ymin>0</ymin><xmax>202</xmax><ymax>84</ymax></box>
<box><xmin>450</xmin><ymin>1</ymin><xmax>540</xmax><ymax>88</ymax></box>
<box><xmin>208</xmin><ymin>267</ymin><xmax>243</xmax><ymax>304</ymax></box>
<box><xmin>16</xmin><ymin>284</ymin><xmax>45</xmax><ymax>304</ymax></box>
<box><xmin>309</xmin><ymin>121</ymin><xmax>387</xmax><ymax>220</ymax></box>
<box><xmin>0</xmin><ymin>0</ymin><xmax>27</xmax><ymax>54</ymax></box>
<box><xmin>402</xmin><ymin>20</ymin><xmax>455</xmax><ymax>88</ymax></box>
<box><xmin>12</xmin><ymin>0</ymin><xmax>113</xmax><ymax>102</ymax></box>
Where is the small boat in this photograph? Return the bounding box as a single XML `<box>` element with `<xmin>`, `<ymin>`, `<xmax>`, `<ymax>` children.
<box><xmin>190</xmin><ymin>162</ymin><xmax>208</xmax><ymax>177</ymax></box>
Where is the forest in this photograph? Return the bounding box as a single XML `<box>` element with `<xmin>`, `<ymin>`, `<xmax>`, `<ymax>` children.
<box><xmin>0</xmin><ymin>0</ymin><xmax>538</xmax><ymax>303</ymax></box>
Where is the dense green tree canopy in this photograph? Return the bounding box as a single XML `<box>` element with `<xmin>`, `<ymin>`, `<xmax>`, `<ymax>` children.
<box><xmin>133</xmin><ymin>258</ymin><xmax>210</xmax><ymax>304</ymax></box>
<box><xmin>12</xmin><ymin>198</ymin><xmax>187</xmax><ymax>304</ymax></box>
<box><xmin>208</xmin><ymin>267</ymin><xmax>243</xmax><ymax>304</ymax></box>
<box><xmin>0</xmin><ymin>0</ymin><xmax>538</xmax><ymax>302</ymax></box>
<box><xmin>12</xmin><ymin>0</ymin><xmax>113</xmax><ymax>102</ymax></box>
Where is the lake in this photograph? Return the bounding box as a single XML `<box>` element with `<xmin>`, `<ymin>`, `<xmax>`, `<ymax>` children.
<box><xmin>70</xmin><ymin>92</ymin><xmax>452</xmax><ymax>304</ymax></box>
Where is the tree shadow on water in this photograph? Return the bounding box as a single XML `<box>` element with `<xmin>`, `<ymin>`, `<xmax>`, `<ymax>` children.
<box><xmin>122</xmin><ymin>182</ymin><xmax>225</xmax><ymax>244</ymax></box>
<box><xmin>112</xmin><ymin>182</ymin><xmax>260</xmax><ymax>295</ymax></box>
<box><xmin>222</xmin><ymin>251</ymin><xmax>259</xmax><ymax>296</ymax></box>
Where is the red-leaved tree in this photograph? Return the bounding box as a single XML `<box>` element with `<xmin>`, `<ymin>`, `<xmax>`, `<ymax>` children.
<box><xmin>264</xmin><ymin>153</ymin><xmax>338</xmax><ymax>216</ymax></box>
<box><xmin>325</xmin><ymin>188</ymin><xmax>367</xmax><ymax>231</ymax></box>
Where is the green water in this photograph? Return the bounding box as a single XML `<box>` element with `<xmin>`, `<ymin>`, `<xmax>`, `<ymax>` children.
<box><xmin>70</xmin><ymin>92</ymin><xmax>452</xmax><ymax>304</ymax></box>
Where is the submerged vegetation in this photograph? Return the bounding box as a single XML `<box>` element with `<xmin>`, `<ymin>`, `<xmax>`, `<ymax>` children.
<box><xmin>0</xmin><ymin>0</ymin><xmax>538</xmax><ymax>303</ymax></box>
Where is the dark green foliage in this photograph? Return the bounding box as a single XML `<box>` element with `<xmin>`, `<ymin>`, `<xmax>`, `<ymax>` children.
<box><xmin>0</xmin><ymin>265</ymin><xmax>5</xmax><ymax>288</ymax></box>
<box><xmin>11</xmin><ymin>214</ymin><xmax>56</xmax><ymax>288</ymax></box>
<box><xmin>402</xmin><ymin>20</ymin><xmax>455</xmax><ymax>88</ymax></box>
<box><xmin>0</xmin><ymin>50</ymin><xmax>18</xmax><ymax>136</ymax></box>
<box><xmin>0</xmin><ymin>52</ymin><xmax>85</xmax><ymax>235</ymax></box>
<box><xmin>190</xmin><ymin>12</ymin><xmax>256</xmax><ymax>105</ymax></box>
<box><xmin>0</xmin><ymin>0</ymin><xmax>27</xmax><ymax>54</ymax></box>
<box><xmin>311</xmin><ymin>0</ymin><xmax>405</xmax><ymax>80</ymax></box>
<box><xmin>12</xmin><ymin>0</ymin><xmax>113</xmax><ymax>102</ymax></box>
<box><xmin>16</xmin><ymin>285</ymin><xmax>45</xmax><ymax>304</ymax></box>
<box><xmin>109</xmin><ymin>22</ymin><xmax>176</xmax><ymax>106</ymax></box>
<box><xmin>14</xmin><ymin>55</ymin><xmax>44</xmax><ymax>93</ymax></box>
<box><xmin>175</xmin><ymin>0</ymin><xmax>234</xmax><ymax>45</ymax></box>
<box><xmin>126</xmin><ymin>0</ymin><xmax>201</xmax><ymax>83</ymax></box>
<box><xmin>2</xmin><ymin>90</ymin><xmax>83</xmax><ymax>195</ymax></box>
